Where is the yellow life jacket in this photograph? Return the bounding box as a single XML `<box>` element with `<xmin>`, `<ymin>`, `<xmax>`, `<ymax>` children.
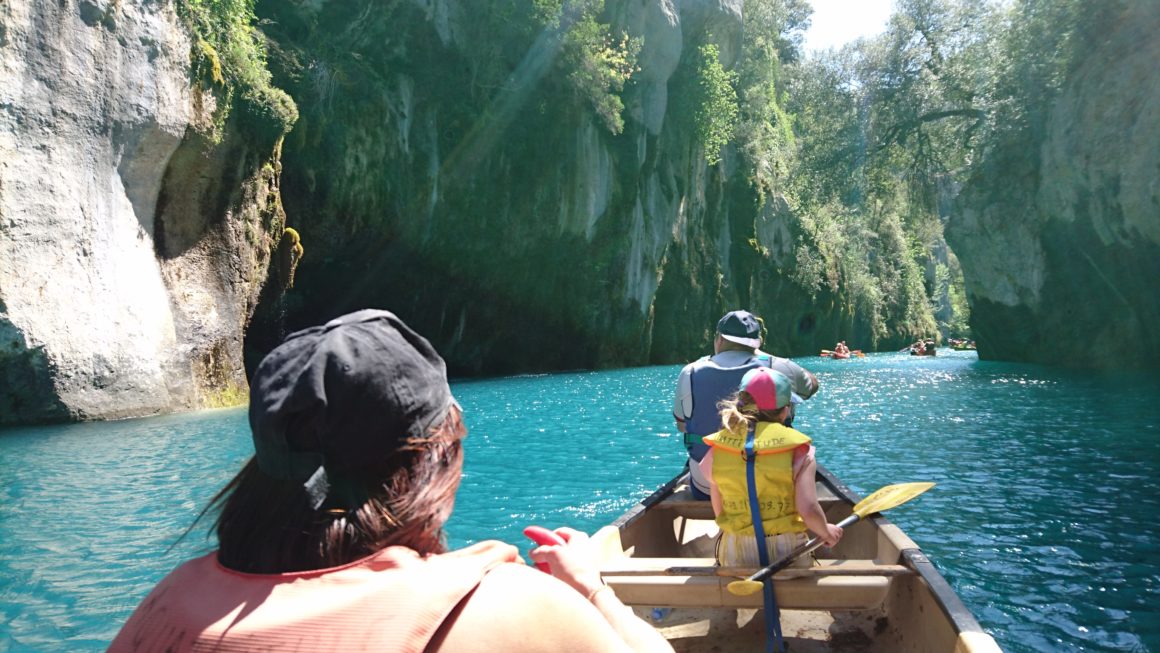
<box><xmin>704</xmin><ymin>422</ymin><xmax>812</xmax><ymax>536</ymax></box>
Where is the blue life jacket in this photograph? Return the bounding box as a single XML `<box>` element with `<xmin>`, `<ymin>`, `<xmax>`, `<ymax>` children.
<box><xmin>683</xmin><ymin>354</ymin><xmax>770</xmax><ymax>462</ymax></box>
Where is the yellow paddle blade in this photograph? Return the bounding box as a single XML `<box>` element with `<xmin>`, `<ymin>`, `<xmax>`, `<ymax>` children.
<box><xmin>727</xmin><ymin>579</ymin><xmax>764</xmax><ymax>596</ymax></box>
<box><xmin>851</xmin><ymin>482</ymin><xmax>934</xmax><ymax>519</ymax></box>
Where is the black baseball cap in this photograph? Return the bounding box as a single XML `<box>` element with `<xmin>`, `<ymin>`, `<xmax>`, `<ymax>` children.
<box><xmin>248</xmin><ymin>309</ymin><xmax>456</xmax><ymax>508</ymax></box>
<box><xmin>717</xmin><ymin>310</ymin><xmax>762</xmax><ymax>348</ymax></box>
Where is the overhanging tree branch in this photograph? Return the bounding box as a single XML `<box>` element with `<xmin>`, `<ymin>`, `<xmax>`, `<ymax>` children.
<box><xmin>875</xmin><ymin>107</ymin><xmax>985</xmax><ymax>151</ymax></box>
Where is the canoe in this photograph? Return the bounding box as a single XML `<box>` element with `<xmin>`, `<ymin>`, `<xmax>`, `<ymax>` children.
<box><xmin>590</xmin><ymin>466</ymin><xmax>1001</xmax><ymax>652</ymax></box>
<box><xmin>820</xmin><ymin>350</ymin><xmax>863</xmax><ymax>359</ymax></box>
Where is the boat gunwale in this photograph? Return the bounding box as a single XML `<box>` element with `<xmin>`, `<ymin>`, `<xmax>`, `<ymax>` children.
<box><xmin>811</xmin><ymin>463</ymin><xmax>991</xmax><ymax>640</ymax></box>
<box><xmin>608</xmin><ymin>463</ymin><xmax>993</xmax><ymax>643</ymax></box>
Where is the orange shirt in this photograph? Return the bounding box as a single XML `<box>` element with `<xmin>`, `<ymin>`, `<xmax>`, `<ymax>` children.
<box><xmin>109</xmin><ymin>541</ymin><xmax>522</xmax><ymax>653</ymax></box>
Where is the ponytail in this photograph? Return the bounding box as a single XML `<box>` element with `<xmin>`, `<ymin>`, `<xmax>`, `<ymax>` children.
<box><xmin>718</xmin><ymin>392</ymin><xmax>787</xmax><ymax>433</ymax></box>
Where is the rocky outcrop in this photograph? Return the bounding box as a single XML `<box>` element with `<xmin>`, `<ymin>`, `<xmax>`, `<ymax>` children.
<box><xmin>947</xmin><ymin>3</ymin><xmax>1160</xmax><ymax>369</ymax></box>
<box><xmin>254</xmin><ymin>0</ymin><xmax>848</xmax><ymax>377</ymax></box>
<box><xmin>0</xmin><ymin>0</ymin><xmax>287</xmax><ymax>424</ymax></box>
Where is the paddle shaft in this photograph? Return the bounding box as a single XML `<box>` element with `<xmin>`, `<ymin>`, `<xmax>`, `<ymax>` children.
<box><xmin>743</xmin><ymin>513</ymin><xmax>861</xmax><ymax>584</ymax></box>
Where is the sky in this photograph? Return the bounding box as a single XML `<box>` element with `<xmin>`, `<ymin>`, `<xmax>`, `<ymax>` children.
<box><xmin>802</xmin><ymin>0</ymin><xmax>895</xmax><ymax>54</ymax></box>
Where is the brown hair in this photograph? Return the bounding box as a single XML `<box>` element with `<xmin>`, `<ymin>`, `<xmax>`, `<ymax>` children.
<box><xmin>718</xmin><ymin>391</ymin><xmax>787</xmax><ymax>433</ymax></box>
<box><xmin>209</xmin><ymin>404</ymin><xmax>466</xmax><ymax>573</ymax></box>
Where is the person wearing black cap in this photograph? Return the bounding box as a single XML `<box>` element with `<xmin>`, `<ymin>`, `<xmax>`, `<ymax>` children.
<box><xmin>673</xmin><ymin>310</ymin><xmax>819</xmax><ymax>500</ymax></box>
<box><xmin>109</xmin><ymin>309</ymin><xmax>673</xmax><ymax>653</ymax></box>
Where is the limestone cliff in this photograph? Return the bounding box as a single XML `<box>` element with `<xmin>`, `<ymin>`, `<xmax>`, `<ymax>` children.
<box><xmin>252</xmin><ymin>0</ymin><xmax>847</xmax><ymax>376</ymax></box>
<box><xmin>947</xmin><ymin>3</ymin><xmax>1160</xmax><ymax>369</ymax></box>
<box><xmin>0</xmin><ymin>0</ymin><xmax>288</xmax><ymax>424</ymax></box>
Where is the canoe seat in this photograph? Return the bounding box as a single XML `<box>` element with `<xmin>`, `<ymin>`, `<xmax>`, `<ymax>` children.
<box><xmin>661</xmin><ymin>483</ymin><xmax>844</xmax><ymax>521</ymax></box>
<box><xmin>602</xmin><ymin>558</ymin><xmax>909</xmax><ymax>611</ymax></box>
<box><xmin>657</xmin><ymin>488</ymin><xmax>716</xmax><ymax>519</ymax></box>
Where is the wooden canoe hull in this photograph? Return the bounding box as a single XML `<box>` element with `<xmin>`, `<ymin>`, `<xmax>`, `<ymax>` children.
<box><xmin>591</xmin><ymin>466</ymin><xmax>1002</xmax><ymax>652</ymax></box>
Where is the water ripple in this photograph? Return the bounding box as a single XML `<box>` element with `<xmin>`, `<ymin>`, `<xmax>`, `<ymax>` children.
<box><xmin>2</xmin><ymin>353</ymin><xmax>1160</xmax><ymax>652</ymax></box>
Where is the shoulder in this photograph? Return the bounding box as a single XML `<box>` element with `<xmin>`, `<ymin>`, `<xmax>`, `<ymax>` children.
<box><xmin>432</xmin><ymin>564</ymin><xmax>630</xmax><ymax>653</ymax></box>
<box><xmin>690</xmin><ymin>355</ymin><xmax>715</xmax><ymax>368</ymax></box>
<box><xmin>792</xmin><ymin>444</ymin><xmax>817</xmax><ymax>480</ymax></box>
<box><xmin>765</xmin><ymin>357</ymin><xmax>817</xmax><ymax>393</ymax></box>
<box><xmin>156</xmin><ymin>551</ymin><xmax>221</xmax><ymax>585</ymax></box>
<box><xmin>765</xmin><ymin>355</ymin><xmax>805</xmax><ymax>373</ymax></box>
<box><xmin>678</xmin><ymin>356</ymin><xmax>712</xmax><ymax>375</ymax></box>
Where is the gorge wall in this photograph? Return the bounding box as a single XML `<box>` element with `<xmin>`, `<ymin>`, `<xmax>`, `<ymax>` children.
<box><xmin>7</xmin><ymin>0</ymin><xmax>1153</xmax><ymax>427</ymax></box>
<box><xmin>947</xmin><ymin>2</ymin><xmax>1160</xmax><ymax>370</ymax></box>
<box><xmin>253</xmin><ymin>0</ymin><xmax>850</xmax><ymax>378</ymax></box>
<box><xmin>0</xmin><ymin>0</ymin><xmax>288</xmax><ymax>424</ymax></box>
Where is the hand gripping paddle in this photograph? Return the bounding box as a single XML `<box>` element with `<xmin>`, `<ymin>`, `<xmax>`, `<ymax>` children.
<box><xmin>524</xmin><ymin>525</ymin><xmax>566</xmax><ymax>573</ymax></box>
<box><xmin>727</xmin><ymin>482</ymin><xmax>935</xmax><ymax>596</ymax></box>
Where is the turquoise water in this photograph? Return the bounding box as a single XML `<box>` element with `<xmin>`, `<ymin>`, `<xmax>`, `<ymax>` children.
<box><xmin>1</xmin><ymin>350</ymin><xmax>1158</xmax><ymax>652</ymax></box>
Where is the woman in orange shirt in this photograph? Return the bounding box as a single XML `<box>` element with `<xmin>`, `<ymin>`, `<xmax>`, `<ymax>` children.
<box><xmin>109</xmin><ymin>309</ymin><xmax>672</xmax><ymax>653</ymax></box>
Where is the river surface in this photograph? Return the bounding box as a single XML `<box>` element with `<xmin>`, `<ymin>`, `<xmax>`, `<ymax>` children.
<box><xmin>1</xmin><ymin>350</ymin><xmax>1157</xmax><ymax>652</ymax></box>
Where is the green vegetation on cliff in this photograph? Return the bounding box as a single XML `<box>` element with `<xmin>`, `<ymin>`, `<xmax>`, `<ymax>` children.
<box><xmin>551</xmin><ymin>0</ymin><xmax>643</xmax><ymax>134</ymax></box>
<box><xmin>691</xmin><ymin>43</ymin><xmax>739</xmax><ymax>165</ymax></box>
<box><xmin>178</xmin><ymin>0</ymin><xmax>298</xmax><ymax>140</ymax></box>
<box><xmin>242</xmin><ymin>0</ymin><xmax>1135</xmax><ymax>373</ymax></box>
<box><xmin>769</xmin><ymin>0</ymin><xmax>1105</xmax><ymax>348</ymax></box>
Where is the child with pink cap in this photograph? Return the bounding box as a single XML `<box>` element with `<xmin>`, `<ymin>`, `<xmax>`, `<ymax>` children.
<box><xmin>698</xmin><ymin>367</ymin><xmax>844</xmax><ymax>568</ymax></box>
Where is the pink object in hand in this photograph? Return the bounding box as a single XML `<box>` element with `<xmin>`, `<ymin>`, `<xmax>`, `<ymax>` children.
<box><xmin>523</xmin><ymin>526</ymin><xmax>565</xmax><ymax>572</ymax></box>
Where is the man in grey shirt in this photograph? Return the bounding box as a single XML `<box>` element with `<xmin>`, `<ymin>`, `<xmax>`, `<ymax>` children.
<box><xmin>672</xmin><ymin>310</ymin><xmax>819</xmax><ymax>499</ymax></box>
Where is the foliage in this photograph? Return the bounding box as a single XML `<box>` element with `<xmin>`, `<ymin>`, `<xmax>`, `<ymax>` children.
<box><xmin>178</xmin><ymin>0</ymin><xmax>298</xmax><ymax>140</ymax></box>
<box><xmin>733</xmin><ymin>0</ymin><xmax>810</xmax><ymax>200</ymax></box>
<box><xmin>980</xmin><ymin>0</ymin><xmax>1097</xmax><ymax>165</ymax></box>
<box><xmin>789</xmin><ymin>198</ymin><xmax>935</xmax><ymax>343</ymax></box>
<box><xmin>692</xmin><ymin>43</ymin><xmax>740</xmax><ymax>165</ymax></box>
<box><xmin>248</xmin><ymin>0</ymin><xmax>1107</xmax><ymax>356</ymax></box>
<box><xmin>559</xmin><ymin>6</ymin><xmax>642</xmax><ymax>134</ymax></box>
<box><xmin>775</xmin><ymin>0</ymin><xmax>1105</xmax><ymax>345</ymax></box>
<box><xmin>280</xmin><ymin>227</ymin><xmax>304</xmax><ymax>289</ymax></box>
<box><xmin>749</xmin><ymin>0</ymin><xmax>813</xmax><ymax>65</ymax></box>
<box><xmin>933</xmin><ymin>260</ymin><xmax>970</xmax><ymax>336</ymax></box>
<box><xmin>459</xmin><ymin>1</ymin><xmax>640</xmax><ymax>134</ymax></box>
<box><xmin>772</xmin><ymin>0</ymin><xmax>1095</xmax><ymax>344</ymax></box>
<box><xmin>202</xmin><ymin>380</ymin><xmax>248</xmax><ymax>409</ymax></box>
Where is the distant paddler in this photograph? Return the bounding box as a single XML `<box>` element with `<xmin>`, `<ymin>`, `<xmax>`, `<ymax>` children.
<box><xmin>820</xmin><ymin>340</ymin><xmax>864</xmax><ymax>358</ymax></box>
<box><xmin>907</xmin><ymin>339</ymin><xmax>937</xmax><ymax>356</ymax></box>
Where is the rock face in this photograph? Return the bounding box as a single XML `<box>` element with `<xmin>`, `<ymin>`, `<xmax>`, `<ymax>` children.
<box><xmin>0</xmin><ymin>0</ymin><xmax>285</xmax><ymax>424</ymax></box>
<box><xmin>947</xmin><ymin>3</ymin><xmax>1160</xmax><ymax>369</ymax></box>
<box><xmin>254</xmin><ymin>0</ymin><xmax>846</xmax><ymax>377</ymax></box>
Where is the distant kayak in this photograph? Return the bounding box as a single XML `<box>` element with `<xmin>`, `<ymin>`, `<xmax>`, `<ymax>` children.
<box><xmin>821</xmin><ymin>349</ymin><xmax>863</xmax><ymax>359</ymax></box>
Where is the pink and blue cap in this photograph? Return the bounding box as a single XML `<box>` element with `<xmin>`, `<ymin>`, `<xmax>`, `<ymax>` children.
<box><xmin>739</xmin><ymin>367</ymin><xmax>793</xmax><ymax>411</ymax></box>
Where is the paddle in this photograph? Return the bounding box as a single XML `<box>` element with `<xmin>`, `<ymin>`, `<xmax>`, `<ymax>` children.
<box><xmin>726</xmin><ymin>482</ymin><xmax>935</xmax><ymax>596</ymax></box>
